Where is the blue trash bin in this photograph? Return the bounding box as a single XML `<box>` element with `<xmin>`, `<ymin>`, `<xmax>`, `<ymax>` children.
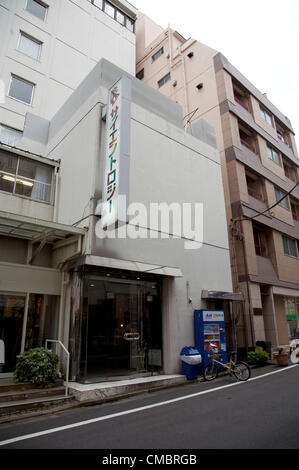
<box><xmin>180</xmin><ymin>346</ymin><xmax>202</xmax><ymax>380</ymax></box>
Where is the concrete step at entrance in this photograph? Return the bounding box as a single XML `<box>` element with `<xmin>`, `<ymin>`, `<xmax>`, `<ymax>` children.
<box><xmin>69</xmin><ymin>374</ymin><xmax>188</xmax><ymax>404</ymax></box>
<box><xmin>0</xmin><ymin>394</ymin><xmax>76</xmax><ymax>422</ymax></box>
<box><xmin>0</xmin><ymin>381</ymin><xmax>76</xmax><ymax>422</ymax></box>
<box><xmin>0</xmin><ymin>386</ymin><xmax>66</xmax><ymax>403</ymax></box>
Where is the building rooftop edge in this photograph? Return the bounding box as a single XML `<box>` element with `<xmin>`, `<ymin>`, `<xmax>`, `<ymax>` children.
<box><xmin>214</xmin><ymin>53</ymin><xmax>295</xmax><ymax>134</ymax></box>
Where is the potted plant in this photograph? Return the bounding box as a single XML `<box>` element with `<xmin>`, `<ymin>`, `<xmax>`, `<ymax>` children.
<box><xmin>274</xmin><ymin>347</ymin><xmax>289</xmax><ymax>366</ymax></box>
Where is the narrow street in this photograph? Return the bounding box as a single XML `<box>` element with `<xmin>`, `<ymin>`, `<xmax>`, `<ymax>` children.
<box><xmin>0</xmin><ymin>365</ymin><xmax>298</xmax><ymax>454</ymax></box>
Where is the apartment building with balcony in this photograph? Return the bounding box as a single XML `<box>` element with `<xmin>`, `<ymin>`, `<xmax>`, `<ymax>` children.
<box><xmin>136</xmin><ymin>14</ymin><xmax>299</xmax><ymax>351</ymax></box>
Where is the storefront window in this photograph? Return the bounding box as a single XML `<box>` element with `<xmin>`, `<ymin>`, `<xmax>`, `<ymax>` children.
<box><xmin>0</xmin><ymin>293</ymin><xmax>59</xmax><ymax>373</ymax></box>
<box><xmin>285</xmin><ymin>298</ymin><xmax>299</xmax><ymax>340</ymax></box>
<box><xmin>0</xmin><ymin>294</ymin><xmax>25</xmax><ymax>372</ymax></box>
<box><xmin>25</xmin><ymin>294</ymin><xmax>59</xmax><ymax>351</ymax></box>
<box><xmin>70</xmin><ymin>272</ymin><xmax>163</xmax><ymax>382</ymax></box>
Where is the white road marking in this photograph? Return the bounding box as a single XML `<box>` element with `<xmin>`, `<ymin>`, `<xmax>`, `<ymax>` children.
<box><xmin>0</xmin><ymin>364</ymin><xmax>297</xmax><ymax>447</ymax></box>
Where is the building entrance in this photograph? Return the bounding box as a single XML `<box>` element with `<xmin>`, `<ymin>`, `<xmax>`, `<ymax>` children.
<box><xmin>78</xmin><ymin>275</ymin><xmax>163</xmax><ymax>381</ymax></box>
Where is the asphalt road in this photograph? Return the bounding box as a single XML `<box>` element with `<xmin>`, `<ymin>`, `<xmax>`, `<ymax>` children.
<box><xmin>0</xmin><ymin>365</ymin><xmax>298</xmax><ymax>452</ymax></box>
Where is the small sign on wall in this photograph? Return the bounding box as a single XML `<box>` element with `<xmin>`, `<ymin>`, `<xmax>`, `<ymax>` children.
<box><xmin>202</xmin><ymin>311</ymin><xmax>225</xmax><ymax>322</ymax></box>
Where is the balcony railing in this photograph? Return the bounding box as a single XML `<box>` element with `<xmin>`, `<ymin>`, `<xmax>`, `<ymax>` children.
<box><xmin>234</xmin><ymin>95</ymin><xmax>250</xmax><ymax>112</ymax></box>
<box><xmin>292</xmin><ymin>211</ymin><xmax>299</xmax><ymax>222</ymax></box>
<box><xmin>240</xmin><ymin>139</ymin><xmax>258</xmax><ymax>155</ymax></box>
<box><xmin>247</xmin><ymin>187</ymin><xmax>265</xmax><ymax>202</ymax></box>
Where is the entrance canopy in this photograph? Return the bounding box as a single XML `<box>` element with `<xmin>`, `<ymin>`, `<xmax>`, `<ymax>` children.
<box><xmin>0</xmin><ymin>210</ymin><xmax>85</xmax><ymax>243</ymax></box>
<box><xmin>71</xmin><ymin>254</ymin><xmax>183</xmax><ymax>278</ymax></box>
<box><xmin>201</xmin><ymin>290</ymin><xmax>245</xmax><ymax>302</ymax></box>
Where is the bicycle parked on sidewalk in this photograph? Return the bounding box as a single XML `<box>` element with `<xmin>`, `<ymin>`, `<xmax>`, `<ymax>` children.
<box><xmin>203</xmin><ymin>342</ymin><xmax>251</xmax><ymax>382</ymax></box>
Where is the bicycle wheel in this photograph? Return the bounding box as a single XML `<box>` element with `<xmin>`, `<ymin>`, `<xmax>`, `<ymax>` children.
<box><xmin>232</xmin><ymin>361</ymin><xmax>251</xmax><ymax>381</ymax></box>
<box><xmin>203</xmin><ymin>363</ymin><xmax>218</xmax><ymax>381</ymax></box>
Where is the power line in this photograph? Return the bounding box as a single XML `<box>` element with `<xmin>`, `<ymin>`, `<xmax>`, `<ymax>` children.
<box><xmin>231</xmin><ymin>181</ymin><xmax>299</xmax><ymax>224</ymax></box>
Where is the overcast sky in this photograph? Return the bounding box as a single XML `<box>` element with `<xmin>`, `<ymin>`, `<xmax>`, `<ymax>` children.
<box><xmin>132</xmin><ymin>0</ymin><xmax>299</xmax><ymax>144</ymax></box>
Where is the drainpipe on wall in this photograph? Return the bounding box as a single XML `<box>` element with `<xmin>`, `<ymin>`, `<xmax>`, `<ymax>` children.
<box><xmin>238</xmin><ymin>205</ymin><xmax>255</xmax><ymax>349</ymax></box>
<box><xmin>168</xmin><ymin>27</ymin><xmax>189</xmax><ymax>120</ymax></box>
<box><xmin>167</xmin><ymin>25</ymin><xmax>173</xmax><ymax>65</ymax></box>
<box><xmin>58</xmin><ymin>272</ymin><xmax>70</xmax><ymax>344</ymax></box>
<box><xmin>20</xmin><ymin>293</ymin><xmax>30</xmax><ymax>354</ymax></box>
<box><xmin>230</xmin><ymin>220</ymin><xmax>248</xmax><ymax>353</ymax></box>
<box><xmin>53</xmin><ymin>165</ymin><xmax>60</xmax><ymax>223</ymax></box>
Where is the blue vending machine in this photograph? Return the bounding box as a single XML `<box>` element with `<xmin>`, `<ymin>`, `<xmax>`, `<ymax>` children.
<box><xmin>194</xmin><ymin>310</ymin><xmax>228</xmax><ymax>371</ymax></box>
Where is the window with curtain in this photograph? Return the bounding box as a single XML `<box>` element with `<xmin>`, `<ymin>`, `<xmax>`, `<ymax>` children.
<box><xmin>267</xmin><ymin>145</ymin><xmax>281</xmax><ymax>166</ymax></box>
<box><xmin>0</xmin><ymin>149</ymin><xmax>53</xmax><ymax>203</ymax></box>
<box><xmin>260</xmin><ymin>106</ymin><xmax>273</xmax><ymax>127</ymax></box>
<box><xmin>282</xmin><ymin>235</ymin><xmax>297</xmax><ymax>258</ymax></box>
<box><xmin>8</xmin><ymin>75</ymin><xmax>35</xmax><ymax>105</ymax></box>
<box><xmin>275</xmin><ymin>187</ymin><xmax>289</xmax><ymax>210</ymax></box>
<box><xmin>87</xmin><ymin>0</ymin><xmax>135</xmax><ymax>32</ymax></box>
<box><xmin>0</xmin><ymin>125</ymin><xmax>23</xmax><ymax>147</ymax></box>
<box><xmin>18</xmin><ymin>32</ymin><xmax>42</xmax><ymax>60</ymax></box>
<box><xmin>26</xmin><ymin>0</ymin><xmax>48</xmax><ymax>21</ymax></box>
<box><xmin>104</xmin><ymin>1</ymin><xmax>115</xmax><ymax>18</ymax></box>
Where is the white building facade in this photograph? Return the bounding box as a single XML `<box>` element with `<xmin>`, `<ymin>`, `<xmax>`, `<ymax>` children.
<box><xmin>0</xmin><ymin>1</ymin><xmax>235</xmax><ymax>382</ymax></box>
<box><xmin>0</xmin><ymin>0</ymin><xmax>137</xmax><ymax>144</ymax></box>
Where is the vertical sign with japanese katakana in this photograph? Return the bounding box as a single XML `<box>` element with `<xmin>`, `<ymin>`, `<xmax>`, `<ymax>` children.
<box><xmin>101</xmin><ymin>76</ymin><xmax>131</xmax><ymax>229</ymax></box>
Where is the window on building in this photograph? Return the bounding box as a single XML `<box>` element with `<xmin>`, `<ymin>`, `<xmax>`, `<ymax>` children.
<box><xmin>275</xmin><ymin>187</ymin><xmax>289</xmax><ymax>210</ymax></box>
<box><xmin>136</xmin><ymin>69</ymin><xmax>144</xmax><ymax>81</ymax></box>
<box><xmin>275</xmin><ymin>121</ymin><xmax>292</xmax><ymax>148</ymax></box>
<box><xmin>282</xmin><ymin>235</ymin><xmax>297</xmax><ymax>258</ymax></box>
<box><xmin>8</xmin><ymin>75</ymin><xmax>35</xmax><ymax>105</ymax></box>
<box><xmin>253</xmin><ymin>228</ymin><xmax>269</xmax><ymax>257</ymax></box>
<box><xmin>0</xmin><ymin>150</ymin><xmax>53</xmax><ymax>203</ymax></box>
<box><xmin>291</xmin><ymin>201</ymin><xmax>299</xmax><ymax>222</ymax></box>
<box><xmin>116</xmin><ymin>10</ymin><xmax>125</xmax><ymax>25</ymax></box>
<box><xmin>260</xmin><ymin>106</ymin><xmax>273</xmax><ymax>126</ymax></box>
<box><xmin>285</xmin><ymin>298</ymin><xmax>299</xmax><ymax>340</ymax></box>
<box><xmin>26</xmin><ymin>0</ymin><xmax>48</xmax><ymax>21</ymax></box>
<box><xmin>0</xmin><ymin>125</ymin><xmax>22</xmax><ymax>147</ymax></box>
<box><xmin>126</xmin><ymin>17</ymin><xmax>134</xmax><ymax>32</ymax></box>
<box><xmin>283</xmin><ymin>160</ymin><xmax>297</xmax><ymax>183</ymax></box>
<box><xmin>104</xmin><ymin>1</ymin><xmax>115</xmax><ymax>18</ymax></box>
<box><xmin>88</xmin><ymin>0</ymin><xmax>135</xmax><ymax>32</ymax></box>
<box><xmin>152</xmin><ymin>47</ymin><xmax>164</xmax><ymax>63</ymax></box>
<box><xmin>267</xmin><ymin>144</ymin><xmax>281</xmax><ymax>166</ymax></box>
<box><xmin>17</xmin><ymin>32</ymin><xmax>42</xmax><ymax>60</ymax></box>
<box><xmin>92</xmin><ymin>0</ymin><xmax>103</xmax><ymax>9</ymax></box>
<box><xmin>158</xmin><ymin>72</ymin><xmax>171</xmax><ymax>89</ymax></box>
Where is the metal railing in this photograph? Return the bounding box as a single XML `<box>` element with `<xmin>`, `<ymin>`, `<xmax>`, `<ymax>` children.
<box><xmin>45</xmin><ymin>339</ymin><xmax>70</xmax><ymax>397</ymax></box>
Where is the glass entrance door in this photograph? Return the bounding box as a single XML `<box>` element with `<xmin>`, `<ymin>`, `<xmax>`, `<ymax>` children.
<box><xmin>80</xmin><ymin>276</ymin><xmax>162</xmax><ymax>380</ymax></box>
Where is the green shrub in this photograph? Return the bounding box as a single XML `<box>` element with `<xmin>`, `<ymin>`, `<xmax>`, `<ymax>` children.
<box><xmin>14</xmin><ymin>347</ymin><xmax>59</xmax><ymax>387</ymax></box>
<box><xmin>247</xmin><ymin>350</ymin><xmax>269</xmax><ymax>366</ymax></box>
